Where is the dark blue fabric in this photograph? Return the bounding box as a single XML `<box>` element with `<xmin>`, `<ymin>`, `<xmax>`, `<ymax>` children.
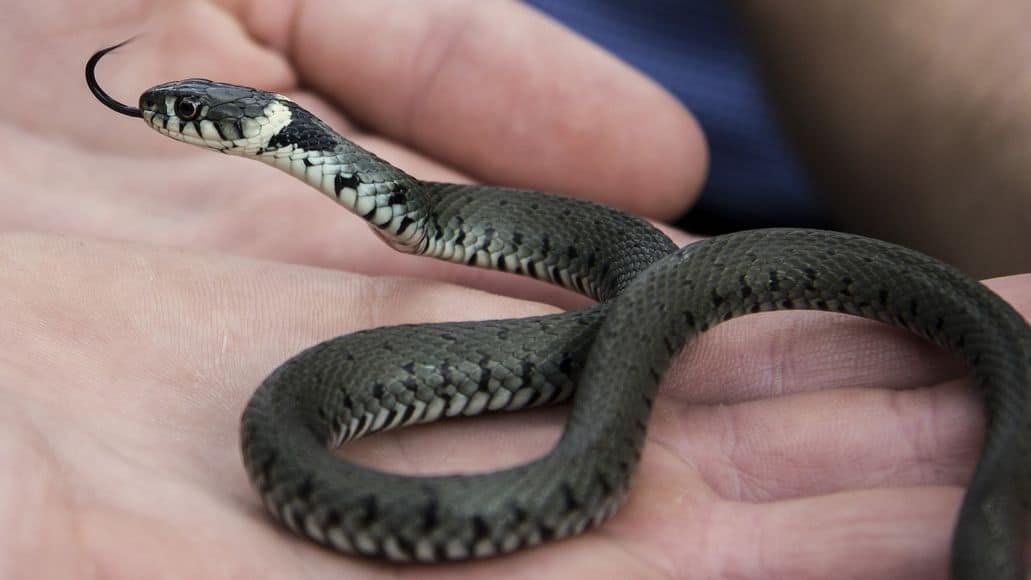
<box><xmin>523</xmin><ymin>0</ymin><xmax>827</xmax><ymax>227</ymax></box>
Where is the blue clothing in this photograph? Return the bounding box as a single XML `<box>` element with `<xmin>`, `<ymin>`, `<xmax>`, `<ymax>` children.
<box><xmin>523</xmin><ymin>0</ymin><xmax>828</xmax><ymax>228</ymax></box>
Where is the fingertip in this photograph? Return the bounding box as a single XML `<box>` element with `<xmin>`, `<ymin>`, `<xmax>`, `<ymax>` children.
<box><xmin>589</xmin><ymin>86</ymin><xmax>709</xmax><ymax>221</ymax></box>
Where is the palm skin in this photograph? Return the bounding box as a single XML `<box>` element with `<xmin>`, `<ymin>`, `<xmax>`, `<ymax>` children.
<box><xmin>0</xmin><ymin>1</ymin><xmax>1027</xmax><ymax>579</ymax></box>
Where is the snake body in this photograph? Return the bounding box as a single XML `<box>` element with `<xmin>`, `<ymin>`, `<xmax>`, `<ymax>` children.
<box><xmin>87</xmin><ymin>43</ymin><xmax>1031</xmax><ymax>578</ymax></box>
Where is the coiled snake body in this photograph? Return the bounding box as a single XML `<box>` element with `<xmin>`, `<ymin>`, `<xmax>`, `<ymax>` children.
<box><xmin>88</xmin><ymin>43</ymin><xmax>1031</xmax><ymax>578</ymax></box>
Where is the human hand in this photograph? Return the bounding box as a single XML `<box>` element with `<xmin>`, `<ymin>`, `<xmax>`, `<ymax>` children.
<box><xmin>5</xmin><ymin>235</ymin><xmax>1028</xmax><ymax>579</ymax></box>
<box><xmin>0</xmin><ymin>0</ymin><xmax>704</xmax><ymax>305</ymax></box>
<box><xmin>3</xmin><ymin>1</ymin><xmax>1020</xmax><ymax>578</ymax></box>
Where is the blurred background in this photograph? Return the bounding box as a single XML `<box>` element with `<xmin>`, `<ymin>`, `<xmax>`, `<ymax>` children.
<box><xmin>527</xmin><ymin>0</ymin><xmax>1031</xmax><ymax>278</ymax></box>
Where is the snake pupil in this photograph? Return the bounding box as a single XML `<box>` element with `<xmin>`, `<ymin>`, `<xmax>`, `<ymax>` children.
<box><xmin>175</xmin><ymin>98</ymin><xmax>199</xmax><ymax>120</ymax></box>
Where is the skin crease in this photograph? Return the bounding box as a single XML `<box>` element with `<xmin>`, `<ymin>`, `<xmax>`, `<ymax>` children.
<box><xmin>0</xmin><ymin>0</ymin><xmax>1029</xmax><ymax>578</ymax></box>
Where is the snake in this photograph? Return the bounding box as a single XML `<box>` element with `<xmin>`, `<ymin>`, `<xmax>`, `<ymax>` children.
<box><xmin>86</xmin><ymin>40</ymin><xmax>1030</xmax><ymax>578</ymax></box>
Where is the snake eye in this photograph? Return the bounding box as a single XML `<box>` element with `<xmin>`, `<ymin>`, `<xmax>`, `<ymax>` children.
<box><xmin>175</xmin><ymin>97</ymin><xmax>200</xmax><ymax>120</ymax></box>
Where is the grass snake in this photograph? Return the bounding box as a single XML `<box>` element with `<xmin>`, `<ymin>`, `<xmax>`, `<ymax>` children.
<box><xmin>87</xmin><ymin>41</ymin><xmax>1031</xmax><ymax>578</ymax></box>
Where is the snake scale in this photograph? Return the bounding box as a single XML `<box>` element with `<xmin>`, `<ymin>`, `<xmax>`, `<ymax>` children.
<box><xmin>87</xmin><ymin>41</ymin><xmax>1030</xmax><ymax>578</ymax></box>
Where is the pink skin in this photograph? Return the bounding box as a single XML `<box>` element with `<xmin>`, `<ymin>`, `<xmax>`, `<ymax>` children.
<box><xmin>0</xmin><ymin>1</ymin><xmax>1028</xmax><ymax>578</ymax></box>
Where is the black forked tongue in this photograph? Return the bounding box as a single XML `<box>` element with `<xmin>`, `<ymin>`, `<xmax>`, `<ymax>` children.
<box><xmin>86</xmin><ymin>38</ymin><xmax>143</xmax><ymax>118</ymax></box>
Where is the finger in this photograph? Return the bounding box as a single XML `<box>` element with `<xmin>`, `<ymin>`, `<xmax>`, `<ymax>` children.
<box><xmin>593</xmin><ymin>442</ymin><xmax>957</xmax><ymax>579</ymax></box>
<box><xmin>648</xmin><ymin>381</ymin><xmax>981</xmax><ymax>502</ymax></box>
<box><xmin>241</xmin><ymin>0</ymin><xmax>707</xmax><ymax>220</ymax></box>
<box><xmin>662</xmin><ymin>276</ymin><xmax>1031</xmax><ymax>403</ymax></box>
<box><xmin>0</xmin><ymin>117</ymin><xmax>695</xmax><ymax>312</ymax></box>
<box><xmin>643</xmin><ymin>279</ymin><xmax>1031</xmax><ymax>500</ymax></box>
<box><xmin>665</xmin><ymin>309</ymin><xmax>965</xmax><ymax>404</ymax></box>
<box><xmin>719</xmin><ymin>488</ymin><xmax>957</xmax><ymax>580</ymax></box>
<box><xmin>663</xmin><ymin>270</ymin><xmax>1031</xmax><ymax>407</ymax></box>
<box><xmin>610</xmin><ymin>448</ymin><xmax>956</xmax><ymax>580</ymax></box>
<box><xmin>984</xmin><ymin>273</ymin><xmax>1031</xmax><ymax>315</ymax></box>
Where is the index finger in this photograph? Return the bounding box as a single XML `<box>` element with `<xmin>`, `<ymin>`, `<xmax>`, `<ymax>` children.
<box><xmin>242</xmin><ymin>0</ymin><xmax>708</xmax><ymax>220</ymax></box>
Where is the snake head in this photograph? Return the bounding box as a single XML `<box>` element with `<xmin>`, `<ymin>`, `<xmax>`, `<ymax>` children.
<box><xmin>137</xmin><ymin>79</ymin><xmax>294</xmax><ymax>155</ymax></box>
<box><xmin>86</xmin><ymin>41</ymin><xmax>295</xmax><ymax>156</ymax></box>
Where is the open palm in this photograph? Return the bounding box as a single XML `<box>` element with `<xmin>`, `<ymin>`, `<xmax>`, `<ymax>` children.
<box><xmin>1</xmin><ymin>1</ymin><xmax>1028</xmax><ymax>579</ymax></box>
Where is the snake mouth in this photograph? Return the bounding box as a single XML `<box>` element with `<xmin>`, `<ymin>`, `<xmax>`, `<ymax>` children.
<box><xmin>86</xmin><ymin>38</ymin><xmax>143</xmax><ymax>118</ymax></box>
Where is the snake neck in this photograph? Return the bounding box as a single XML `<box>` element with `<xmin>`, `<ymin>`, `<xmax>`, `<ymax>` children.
<box><xmin>250</xmin><ymin>100</ymin><xmax>676</xmax><ymax>300</ymax></box>
<box><xmin>251</xmin><ymin>100</ymin><xmax>431</xmax><ymax>253</ymax></box>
